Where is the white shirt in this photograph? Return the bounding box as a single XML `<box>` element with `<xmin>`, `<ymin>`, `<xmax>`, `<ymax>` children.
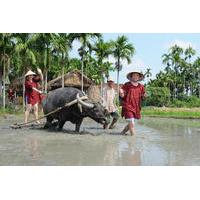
<box><xmin>103</xmin><ymin>86</ymin><xmax>117</xmax><ymax>113</ymax></box>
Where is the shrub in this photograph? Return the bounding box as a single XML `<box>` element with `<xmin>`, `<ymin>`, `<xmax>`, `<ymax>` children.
<box><xmin>143</xmin><ymin>86</ymin><xmax>171</xmax><ymax>107</ymax></box>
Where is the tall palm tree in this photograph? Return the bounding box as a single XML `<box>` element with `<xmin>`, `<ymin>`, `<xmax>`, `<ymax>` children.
<box><xmin>162</xmin><ymin>45</ymin><xmax>184</xmax><ymax>99</ymax></box>
<box><xmin>144</xmin><ymin>67</ymin><xmax>152</xmax><ymax>84</ymax></box>
<box><xmin>15</xmin><ymin>33</ymin><xmax>37</xmax><ymax>108</ymax></box>
<box><xmin>53</xmin><ymin>34</ymin><xmax>72</xmax><ymax>88</ymax></box>
<box><xmin>93</xmin><ymin>39</ymin><xmax>113</xmax><ymax>95</ymax></box>
<box><xmin>68</xmin><ymin>33</ymin><xmax>102</xmax><ymax>92</ymax></box>
<box><xmin>33</xmin><ymin>33</ymin><xmax>58</xmax><ymax>93</ymax></box>
<box><xmin>111</xmin><ymin>35</ymin><xmax>135</xmax><ymax>100</ymax></box>
<box><xmin>162</xmin><ymin>53</ymin><xmax>175</xmax><ymax>97</ymax></box>
<box><xmin>170</xmin><ymin>45</ymin><xmax>184</xmax><ymax>98</ymax></box>
<box><xmin>184</xmin><ymin>46</ymin><xmax>196</xmax><ymax>95</ymax></box>
<box><xmin>193</xmin><ymin>57</ymin><xmax>200</xmax><ymax>97</ymax></box>
<box><xmin>0</xmin><ymin>33</ymin><xmax>14</xmax><ymax>110</ymax></box>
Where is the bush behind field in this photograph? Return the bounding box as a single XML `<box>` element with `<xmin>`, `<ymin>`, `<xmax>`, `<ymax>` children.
<box><xmin>170</xmin><ymin>96</ymin><xmax>200</xmax><ymax>108</ymax></box>
<box><xmin>143</xmin><ymin>86</ymin><xmax>171</xmax><ymax>107</ymax></box>
<box><xmin>143</xmin><ymin>86</ymin><xmax>200</xmax><ymax>108</ymax></box>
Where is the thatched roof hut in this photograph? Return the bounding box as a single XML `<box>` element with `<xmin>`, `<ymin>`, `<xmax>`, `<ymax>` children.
<box><xmin>48</xmin><ymin>70</ymin><xmax>94</xmax><ymax>90</ymax></box>
<box><xmin>11</xmin><ymin>77</ymin><xmax>23</xmax><ymax>90</ymax></box>
<box><xmin>87</xmin><ymin>85</ymin><xmax>102</xmax><ymax>103</ymax></box>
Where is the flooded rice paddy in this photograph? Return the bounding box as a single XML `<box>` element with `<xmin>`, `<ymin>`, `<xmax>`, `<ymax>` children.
<box><xmin>0</xmin><ymin>115</ymin><xmax>200</xmax><ymax>166</ymax></box>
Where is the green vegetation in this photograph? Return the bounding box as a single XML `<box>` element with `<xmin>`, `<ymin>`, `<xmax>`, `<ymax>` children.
<box><xmin>1</xmin><ymin>33</ymin><xmax>200</xmax><ymax>114</ymax></box>
<box><xmin>111</xmin><ymin>35</ymin><xmax>135</xmax><ymax>99</ymax></box>
<box><xmin>144</xmin><ymin>44</ymin><xmax>200</xmax><ymax>108</ymax></box>
<box><xmin>142</xmin><ymin>107</ymin><xmax>200</xmax><ymax>119</ymax></box>
<box><xmin>0</xmin><ymin>105</ymin><xmax>23</xmax><ymax>115</ymax></box>
<box><xmin>147</xmin><ymin>45</ymin><xmax>200</xmax><ymax>106</ymax></box>
<box><xmin>144</xmin><ymin>87</ymin><xmax>200</xmax><ymax>108</ymax></box>
<box><xmin>0</xmin><ymin>33</ymin><xmax>135</xmax><ymax>110</ymax></box>
<box><xmin>143</xmin><ymin>86</ymin><xmax>171</xmax><ymax>107</ymax></box>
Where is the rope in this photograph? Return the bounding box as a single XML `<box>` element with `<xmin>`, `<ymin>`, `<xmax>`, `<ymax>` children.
<box><xmin>10</xmin><ymin>95</ymin><xmax>88</xmax><ymax>129</ymax></box>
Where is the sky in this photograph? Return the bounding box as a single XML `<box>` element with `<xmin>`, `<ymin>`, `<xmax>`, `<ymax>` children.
<box><xmin>70</xmin><ymin>33</ymin><xmax>200</xmax><ymax>84</ymax></box>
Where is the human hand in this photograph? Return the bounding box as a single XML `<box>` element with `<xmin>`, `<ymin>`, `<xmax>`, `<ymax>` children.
<box><xmin>119</xmin><ymin>88</ymin><xmax>124</xmax><ymax>97</ymax></box>
<box><xmin>37</xmin><ymin>68</ymin><xmax>42</xmax><ymax>74</ymax></box>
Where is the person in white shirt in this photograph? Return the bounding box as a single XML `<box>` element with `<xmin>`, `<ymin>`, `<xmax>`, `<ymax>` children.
<box><xmin>102</xmin><ymin>77</ymin><xmax>120</xmax><ymax>129</ymax></box>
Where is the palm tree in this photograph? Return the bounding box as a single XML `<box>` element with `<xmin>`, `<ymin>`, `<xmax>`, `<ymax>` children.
<box><xmin>162</xmin><ymin>45</ymin><xmax>184</xmax><ymax>99</ymax></box>
<box><xmin>184</xmin><ymin>46</ymin><xmax>196</xmax><ymax>95</ymax></box>
<box><xmin>15</xmin><ymin>33</ymin><xmax>37</xmax><ymax>108</ymax></box>
<box><xmin>0</xmin><ymin>33</ymin><xmax>14</xmax><ymax>110</ymax></box>
<box><xmin>162</xmin><ymin>53</ymin><xmax>175</xmax><ymax>98</ymax></box>
<box><xmin>93</xmin><ymin>39</ymin><xmax>113</xmax><ymax>95</ymax></box>
<box><xmin>170</xmin><ymin>45</ymin><xmax>184</xmax><ymax>98</ymax></box>
<box><xmin>33</xmin><ymin>33</ymin><xmax>58</xmax><ymax>93</ymax></box>
<box><xmin>144</xmin><ymin>67</ymin><xmax>152</xmax><ymax>84</ymax></box>
<box><xmin>53</xmin><ymin>34</ymin><xmax>72</xmax><ymax>88</ymax></box>
<box><xmin>162</xmin><ymin>53</ymin><xmax>173</xmax><ymax>68</ymax></box>
<box><xmin>111</xmin><ymin>35</ymin><xmax>135</xmax><ymax>100</ymax></box>
<box><xmin>68</xmin><ymin>33</ymin><xmax>102</xmax><ymax>92</ymax></box>
<box><xmin>193</xmin><ymin>57</ymin><xmax>200</xmax><ymax>97</ymax></box>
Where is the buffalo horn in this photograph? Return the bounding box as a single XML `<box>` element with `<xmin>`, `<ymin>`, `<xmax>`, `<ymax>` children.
<box><xmin>76</xmin><ymin>93</ymin><xmax>94</xmax><ymax>109</ymax></box>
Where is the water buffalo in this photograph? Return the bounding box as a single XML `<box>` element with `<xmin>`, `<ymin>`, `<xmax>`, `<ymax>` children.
<box><xmin>42</xmin><ymin>87</ymin><xmax>109</xmax><ymax>132</ymax></box>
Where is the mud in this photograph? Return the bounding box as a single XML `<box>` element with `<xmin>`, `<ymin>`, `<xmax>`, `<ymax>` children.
<box><xmin>0</xmin><ymin>115</ymin><xmax>200</xmax><ymax>165</ymax></box>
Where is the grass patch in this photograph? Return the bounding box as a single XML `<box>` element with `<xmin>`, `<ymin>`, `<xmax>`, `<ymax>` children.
<box><xmin>0</xmin><ymin>105</ymin><xmax>24</xmax><ymax>115</ymax></box>
<box><xmin>142</xmin><ymin>107</ymin><xmax>200</xmax><ymax>119</ymax></box>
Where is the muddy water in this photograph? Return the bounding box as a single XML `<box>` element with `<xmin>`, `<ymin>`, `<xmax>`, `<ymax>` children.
<box><xmin>0</xmin><ymin>115</ymin><xmax>200</xmax><ymax>166</ymax></box>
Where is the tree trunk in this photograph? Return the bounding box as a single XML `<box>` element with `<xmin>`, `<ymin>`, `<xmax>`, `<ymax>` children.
<box><xmin>61</xmin><ymin>53</ymin><xmax>65</xmax><ymax>88</ymax></box>
<box><xmin>100</xmin><ymin>81</ymin><xmax>103</xmax><ymax>97</ymax></box>
<box><xmin>116</xmin><ymin>57</ymin><xmax>120</xmax><ymax>103</ymax></box>
<box><xmin>117</xmin><ymin>69</ymin><xmax>120</xmax><ymax>103</ymax></box>
<box><xmin>3</xmin><ymin>51</ymin><xmax>6</xmax><ymax>110</ymax></box>
<box><xmin>174</xmin><ymin>70</ymin><xmax>176</xmax><ymax>99</ymax></box>
<box><xmin>81</xmin><ymin>56</ymin><xmax>84</xmax><ymax>93</ymax></box>
<box><xmin>45</xmin><ymin>70</ymin><xmax>48</xmax><ymax>93</ymax></box>
<box><xmin>62</xmin><ymin>65</ymin><xmax>64</xmax><ymax>88</ymax></box>
<box><xmin>22</xmin><ymin>73</ymin><xmax>25</xmax><ymax>109</ymax></box>
<box><xmin>199</xmin><ymin>72</ymin><xmax>200</xmax><ymax>98</ymax></box>
<box><xmin>45</xmin><ymin>46</ymin><xmax>49</xmax><ymax>93</ymax></box>
<box><xmin>0</xmin><ymin>66</ymin><xmax>2</xmax><ymax>97</ymax></box>
<box><xmin>100</xmin><ymin>75</ymin><xmax>104</xmax><ymax>97</ymax></box>
<box><xmin>23</xmin><ymin>64</ymin><xmax>27</xmax><ymax>110</ymax></box>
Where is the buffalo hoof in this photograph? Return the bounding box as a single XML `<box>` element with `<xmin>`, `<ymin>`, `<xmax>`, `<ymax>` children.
<box><xmin>44</xmin><ymin>121</ymin><xmax>58</xmax><ymax>129</ymax></box>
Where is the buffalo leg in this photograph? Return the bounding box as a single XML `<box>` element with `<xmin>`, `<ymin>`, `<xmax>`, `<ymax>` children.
<box><xmin>57</xmin><ymin>120</ymin><xmax>66</xmax><ymax>131</ymax></box>
<box><xmin>44</xmin><ymin>116</ymin><xmax>54</xmax><ymax>129</ymax></box>
<box><xmin>75</xmin><ymin>119</ymin><xmax>83</xmax><ymax>132</ymax></box>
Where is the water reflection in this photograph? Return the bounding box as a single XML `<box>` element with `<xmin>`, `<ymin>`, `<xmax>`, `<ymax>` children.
<box><xmin>139</xmin><ymin>117</ymin><xmax>200</xmax><ymax>165</ymax></box>
<box><xmin>0</xmin><ymin>116</ymin><xmax>200</xmax><ymax>165</ymax></box>
<box><xmin>26</xmin><ymin>137</ymin><xmax>40</xmax><ymax>160</ymax></box>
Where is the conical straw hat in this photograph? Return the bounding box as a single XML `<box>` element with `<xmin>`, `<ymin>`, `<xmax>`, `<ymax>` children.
<box><xmin>25</xmin><ymin>70</ymin><xmax>36</xmax><ymax>77</ymax></box>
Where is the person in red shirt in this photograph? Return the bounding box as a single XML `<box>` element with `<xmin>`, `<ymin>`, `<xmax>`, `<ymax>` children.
<box><xmin>24</xmin><ymin>68</ymin><xmax>43</xmax><ymax>124</ymax></box>
<box><xmin>7</xmin><ymin>88</ymin><xmax>16</xmax><ymax>103</ymax></box>
<box><xmin>119</xmin><ymin>69</ymin><xmax>147</xmax><ymax>136</ymax></box>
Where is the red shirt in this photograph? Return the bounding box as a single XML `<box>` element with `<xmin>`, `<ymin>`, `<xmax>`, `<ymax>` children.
<box><xmin>25</xmin><ymin>77</ymin><xmax>40</xmax><ymax>105</ymax></box>
<box><xmin>121</xmin><ymin>82</ymin><xmax>145</xmax><ymax>119</ymax></box>
<box><xmin>8</xmin><ymin>89</ymin><xmax>15</xmax><ymax>101</ymax></box>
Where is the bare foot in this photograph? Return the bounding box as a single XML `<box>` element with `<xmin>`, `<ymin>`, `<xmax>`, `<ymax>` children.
<box><xmin>121</xmin><ymin>131</ymin><xmax>129</xmax><ymax>136</ymax></box>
